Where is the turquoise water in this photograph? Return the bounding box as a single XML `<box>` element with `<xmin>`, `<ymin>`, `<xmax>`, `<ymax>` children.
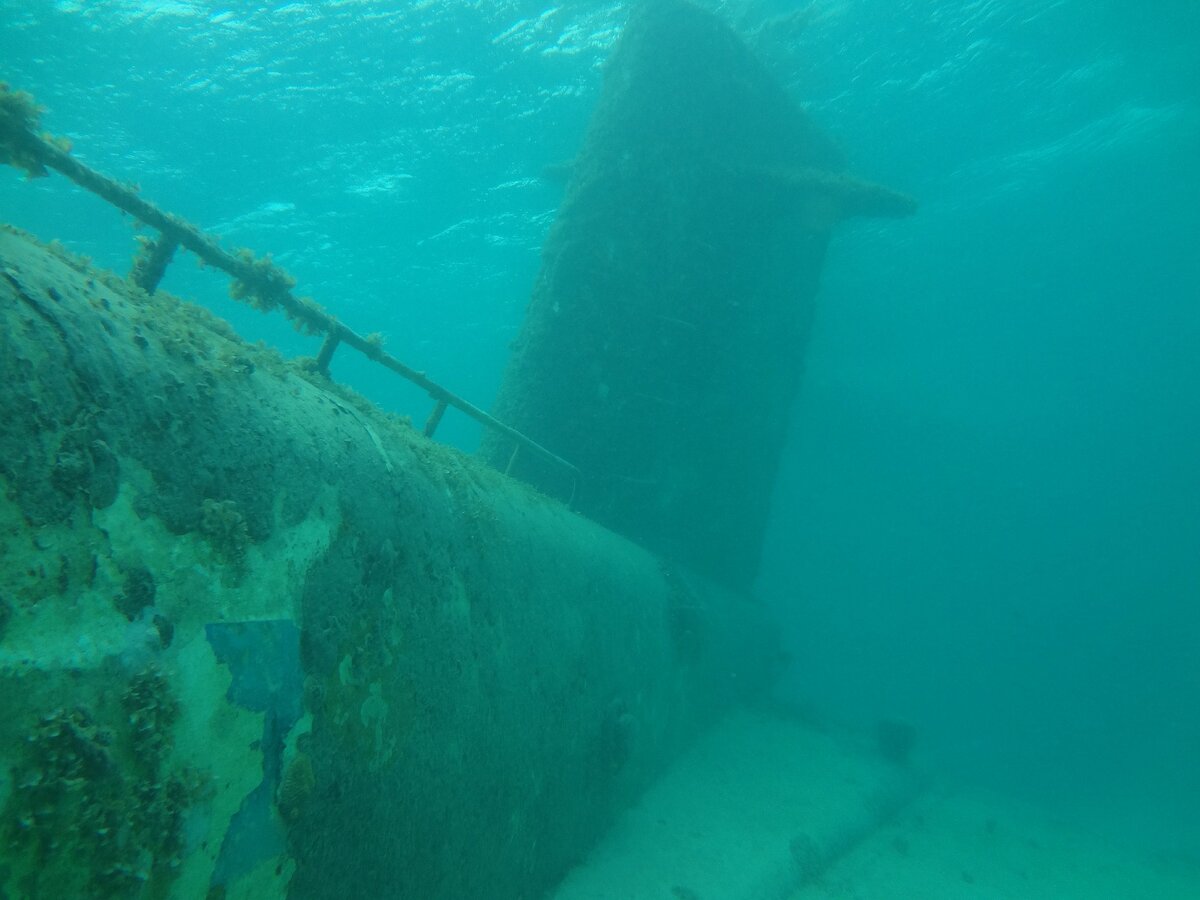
<box><xmin>3</xmin><ymin>0</ymin><xmax>1198</xmax><ymax>870</ymax></box>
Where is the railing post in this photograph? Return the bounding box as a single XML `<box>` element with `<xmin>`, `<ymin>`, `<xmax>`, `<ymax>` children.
<box><xmin>129</xmin><ymin>235</ymin><xmax>178</xmax><ymax>295</ymax></box>
<box><xmin>1</xmin><ymin>92</ymin><xmax>583</xmax><ymax>502</ymax></box>
<box><xmin>315</xmin><ymin>332</ymin><xmax>341</xmax><ymax>376</ymax></box>
<box><xmin>424</xmin><ymin>398</ymin><xmax>449</xmax><ymax>438</ymax></box>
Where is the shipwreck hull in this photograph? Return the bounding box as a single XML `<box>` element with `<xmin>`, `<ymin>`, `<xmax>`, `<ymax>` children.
<box><xmin>0</xmin><ymin>226</ymin><xmax>775</xmax><ymax>899</ymax></box>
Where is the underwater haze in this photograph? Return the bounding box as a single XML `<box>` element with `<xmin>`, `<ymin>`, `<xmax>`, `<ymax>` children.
<box><xmin>3</xmin><ymin>0</ymin><xmax>1199</xmax><ymax>873</ymax></box>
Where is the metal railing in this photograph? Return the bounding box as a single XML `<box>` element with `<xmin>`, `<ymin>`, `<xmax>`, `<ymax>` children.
<box><xmin>1</xmin><ymin>84</ymin><xmax>579</xmax><ymax>500</ymax></box>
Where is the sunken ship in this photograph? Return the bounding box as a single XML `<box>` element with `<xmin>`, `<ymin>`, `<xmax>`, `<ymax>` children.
<box><xmin>0</xmin><ymin>2</ymin><xmax>913</xmax><ymax>897</ymax></box>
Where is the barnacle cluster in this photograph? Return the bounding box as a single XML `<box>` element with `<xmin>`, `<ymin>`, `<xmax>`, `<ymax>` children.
<box><xmin>228</xmin><ymin>248</ymin><xmax>295</xmax><ymax>313</ymax></box>
<box><xmin>364</xmin><ymin>331</ymin><xmax>387</xmax><ymax>358</ymax></box>
<box><xmin>0</xmin><ymin>83</ymin><xmax>47</xmax><ymax>177</ymax></box>
<box><xmin>0</xmin><ymin>83</ymin><xmax>70</xmax><ymax>179</ymax></box>
<box><xmin>227</xmin><ymin>249</ymin><xmax>329</xmax><ymax>335</ymax></box>
<box><xmin>199</xmin><ymin>497</ymin><xmax>249</xmax><ymax>568</ymax></box>
<box><xmin>114</xmin><ymin>564</ymin><xmax>156</xmax><ymax>621</ymax></box>
<box><xmin>2</xmin><ymin>669</ymin><xmax>201</xmax><ymax>897</ymax></box>
<box><xmin>292</xmin><ymin>294</ymin><xmax>330</xmax><ymax>336</ymax></box>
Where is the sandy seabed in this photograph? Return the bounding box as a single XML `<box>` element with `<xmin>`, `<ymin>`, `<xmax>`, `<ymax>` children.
<box><xmin>553</xmin><ymin>711</ymin><xmax>1200</xmax><ymax>900</ymax></box>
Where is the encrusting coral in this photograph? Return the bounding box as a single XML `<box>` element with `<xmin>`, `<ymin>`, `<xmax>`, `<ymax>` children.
<box><xmin>199</xmin><ymin>498</ymin><xmax>250</xmax><ymax>569</ymax></box>
<box><xmin>1</xmin><ymin>668</ymin><xmax>203</xmax><ymax>898</ymax></box>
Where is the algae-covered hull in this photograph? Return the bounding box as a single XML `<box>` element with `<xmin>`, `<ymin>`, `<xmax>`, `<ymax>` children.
<box><xmin>0</xmin><ymin>226</ymin><xmax>775</xmax><ymax>899</ymax></box>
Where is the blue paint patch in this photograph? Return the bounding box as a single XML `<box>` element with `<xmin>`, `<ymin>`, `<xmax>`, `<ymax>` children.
<box><xmin>206</xmin><ymin>619</ymin><xmax>304</xmax><ymax>721</ymax></box>
<box><xmin>205</xmin><ymin>619</ymin><xmax>304</xmax><ymax>889</ymax></box>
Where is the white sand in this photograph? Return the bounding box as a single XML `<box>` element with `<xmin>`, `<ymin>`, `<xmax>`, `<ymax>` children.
<box><xmin>552</xmin><ymin>710</ymin><xmax>914</xmax><ymax>900</ymax></box>
<box><xmin>790</xmin><ymin>785</ymin><xmax>1200</xmax><ymax>900</ymax></box>
<box><xmin>552</xmin><ymin>710</ymin><xmax>1199</xmax><ymax>899</ymax></box>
